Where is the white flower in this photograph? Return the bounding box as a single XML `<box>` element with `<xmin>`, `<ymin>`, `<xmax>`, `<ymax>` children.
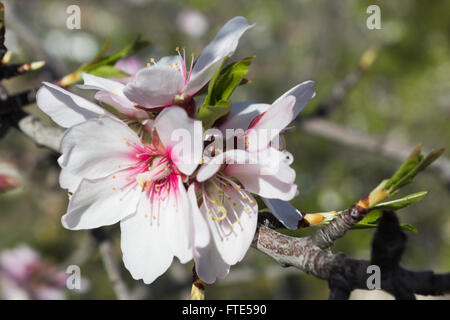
<box><xmin>123</xmin><ymin>17</ymin><xmax>254</xmax><ymax>110</ymax></box>
<box><xmin>60</xmin><ymin>107</ymin><xmax>203</xmax><ymax>284</ymax></box>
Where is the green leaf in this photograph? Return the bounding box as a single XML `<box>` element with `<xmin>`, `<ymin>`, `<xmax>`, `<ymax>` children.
<box><xmin>385</xmin><ymin>143</ymin><xmax>423</xmax><ymax>191</ymax></box>
<box><xmin>197</xmin><ymin>100</ymin><xmax>232</xmax><ymax>130</ymax></box>
<box><xmin>86</xmin><ymin>65</ymin><xmax>129</xmax><ymax>78</ymax></box>
<box><xmin>83</xmin><ymin>35</ymin><xmax>151</xmax><ymax>71</ymax></box>
<box><xmin>209</xmin><ymin>56</ymin><xmax>254</xmax><ymax>105</ymax></box>
<box><xmin>385</xmin><ymin>144</ymin><xmax>444</xmax><ymax>192</ymax></box>
<box><xmin>203</xmin><ymin>57</ymin><xmax>229</xmax><ymax>107</ymax></box>
<box><xmin>58</xmin><ymin>36</ymin><xmax>151</xmax><ymax>87</ymax></box>
<box><xmin>353</xmin><ymin>220</ymin><xmax>418</xmax><ymax>233</ymax></box>
<box><xmin>199</xmin><ymin>56</ymin><xmax>254</xmax><ymax>129</ymax></box>
<box><xmin>373</xmin><ymin>191</ymin><xmax>427</xmax><ymax>211</ymax></box>
<box><xmin>358</xmin><ymin>209</ymin><xmax>382</xmax><ymax>225</ymax></box>
<box><xmin>89</xmin><ymin>37</ymin><xmax>112</xmax><ymax>66</ymax></box>
<box><xmin>400</xmin><ymin>224</ymin><xmax>418</xmax><ymax>233</ymax></box>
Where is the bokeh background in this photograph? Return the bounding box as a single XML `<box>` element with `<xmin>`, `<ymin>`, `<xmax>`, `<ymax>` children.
<box><xmin>0</xmin><ymin>0</ymin><xmax>449</xmax><ymax>299</ymax></box>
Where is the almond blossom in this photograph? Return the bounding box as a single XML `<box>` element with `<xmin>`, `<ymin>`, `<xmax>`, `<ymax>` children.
<box><xmin>218</xmin><ymin>81</ymin><xmax>316</xmax><ymax>230</ymax></box>
<box><xmin>60</xmin><ymin>107</ymin><xmax>203</xmax><ymax>283</ymax></box>
<box><xmin>123</xmin><ymin>16</ymin><xmax>254</xmax><ymax>111</ymax></box>
<box><xmin>189</xmin><ymin>95</ymin><xmax>305</xmax><ymax>283</ymax></box>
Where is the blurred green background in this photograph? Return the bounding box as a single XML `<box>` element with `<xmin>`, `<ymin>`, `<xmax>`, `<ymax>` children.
<box><xmin>0</xmin><ymin>0</ymin><xmax>449</xmax><ymax>299</ymax></box>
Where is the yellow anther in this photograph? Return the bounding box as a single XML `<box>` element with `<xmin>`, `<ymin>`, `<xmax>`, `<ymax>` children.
<box><xmin>147</xmin><ymin>62</ymin><xmax>151</xmax><ymax>67</ymax></box>
<box><xmin>232</xmin><ymin>202</ymin><xmax>237</xmax><ymax>206</ymax></box>
<box><xmin>211</xmin><ymin>206</ymin><xmax>227</xmax><ymax>221</ymax></box>
<box><xmin>112</xmin><ymin>176</ymin><xmax>116</xmax><ymax>179</ymax></box>
<box><xmin>245</xmin><ymin>207</ymin><xmax>249</xmax><ymax>211</ymax></box>
<box><xmin>227</xmin><ymin>197</ymin><xmax>231</xmax><ymax>200</ymax></box>
<box><xmin>249</xmin><ymin>200</ymin><xmax>254</xmax><ymax>204</ymax></box>
<box><xmin>175</xmin><ymin>46</ymin><xmax>179</xmax><ymax>51</ymax></box>
<box><xmin>150</xmin><ymin>58</ymin><xmax>155</xmax><ymax>63</ymax></box>
<box><xmin>112</xmin><ymin>187</ymin><xmax>116</xmax><ymax>191</ymax></box>
<box><xmin>237</xmin><ymin>219</ymin><xmax>241</xmax><ymax>224</ymax></box>
<box><xmin>237</xmin><ymin>185</ymin><xmax>241</xmax><ymax>190</ymax></box>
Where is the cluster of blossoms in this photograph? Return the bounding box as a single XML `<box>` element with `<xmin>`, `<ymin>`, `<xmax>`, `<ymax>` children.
<box><xmin>36</xmin><ymin>17</ymin><xmax>315</xmax><ymax>284</ymax></box>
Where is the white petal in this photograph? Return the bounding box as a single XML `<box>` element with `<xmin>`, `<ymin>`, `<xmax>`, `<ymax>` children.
<box><xmin>219</xmin><ymin>102</ymin><xmax>269</xmax><ymax>132</ymax></box>
<box><xmin>62</xmin><ymin>117</ymin><xmax>143</xmax><ymax>179</ymax></box>
<box><xmin>246</xmin><ymin>95</ymin><xmax>296</xmax><ymax>152</ymax></box>
<box><xmin>62</xmin><ymin>169</ymin><xmax>141</xmax><ymax>230</ymax></box>
<box><xmin>196</xmin><ymin>149</ymin><xmax>249</xmax><ymax>182</ymax></box>
<box><xmin>123</xmin><ymin>65</ymin><xmax>185</xmax><ymax>108</ymax></box>
<box><xmin>94</xmin><ymin>90</ymin><xmax>147</xmax><ymax>118</ymax></box>
<box><xmin>224</xmin><ymin>149</ymin><xmax>297</xmax><ymax>201</ymax></box>
<box><xmin>187</xmin><ymin>17</ymin><xmax>254</xmax><ymax>95</ymax></box>
<box><xmin>162</xmin><ymin>176</ymin><xmax>193</xmax><ymax>263</ymax></box>
<box><xmin>80</xmin><ymin>72</ymin><xmax>124</xmax><ymax>92</ymax></box>
<box><xmin>36</xmin><ymin>82</ymin><xmax>105</xmax><ymax>128</ymax></box>
<box><xmin>120</xmin><ymin>194</ymin><xmax>174</xmax><ymax>284</ymax></box>
<box><xmin>203</xmin><ymin>187</ymin><xmax>258</xmax><ymax>265</ymax></box>
<box><xmin>194</xmin><ymin>240</ymin><xmax>230</xmax><ymax>284</ymax></box>
<box><xmin>273</xmin><ymin>80</ymin><xmax>316</xmax><ymax>120</ymax></box>
<box><xmin>59</xmin><ymin>168</ymin><xmax>82</xmax><ymax>193</ymax></box>
<box><xmin>154</xmin><ymin>107</ymin><xmax>203</xmax><ymax>176</ymax></box>
<box><xmin>262</xmin><ymin>198</ymin><xmax>302</xmax><ymax>230</ymax></box>
<box><xmin>188</xmin><ymin>184</ymin><xmax>210</xmax><ymax>251</ymax></box>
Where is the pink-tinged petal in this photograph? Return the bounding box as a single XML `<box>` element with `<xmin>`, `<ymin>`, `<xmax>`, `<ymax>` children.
<box><xmin>194</xmin><ymin>240</ymin><xmax>230</xmax><ymax>284</ymax></box>
<box><xmin>80</xmin><ymin>73</ymin><xmax>147</xmax><ymax>118</ymax></box>
<box><xmin>225</xmin><ymin>149</ymin><xmax>297</xmax><ymax>201</ymax></box>
<box><xmin>123</xmin><ymin>65</ymin><xmax>185</xmax><ymax>109</ymax></box>
<box><xmin>62</xmin><ymin>117</ymin><xmax>143</xmax><ymax>180</ymax></box>
<box><xmin>186</xmin><ymin>16</ymin><xmax>254</xmax><ymax>95</ymax></box>
<box><xmin>188</xmin><ymin>184</ymin><xmax>210</xmax><ymax>251</ymax></box>
<box><xmin>36</xmin><ymin>82</ymin><xmax>106</xmax><ymax>128</ymax></box>
<box><xmin>114</xmin><ymin>56</ymin><xmax>143</xmax><ymax>77</ymax></box>
<box><xmin>120</xmin><ymin>194</ymin><xmax>174</xmax><ymax>285</ymax></box>
<box><xmin>62</xmin><ymin>168</ymin><xmax>141</xmax><ymax>230</ymax></box>
<box><xmin>219</xmin><ymin>102</ymin><xmax>269</xmax><ymax>132</ymax></box>
<box><xmin>196</xmin><ymin>149</ymin><xmax>249</xmax><ymax>182</ymax></box>
<box><xmin>161</xmin><ymin>176</ymin><xmax>193</xmax><ymax>263</ymax></box>
<box><xmin>262</xmin><ymin>198</ymin><xmax>302</xmax><ymax>230</ymax></box>
<box><xmin>0</xmin><ymin>246</ymin><xmax>39</xmax><ymax>281</ymax></box>
<box><xmin>273</xmin><ymin>80</ymin><xmax>316</xmax><ymax>120</ymax></box>
<box><xmin>202</xmin><ymin>187</ymin><xmax>258</xmax><ymax>265</ymax></box>
<box><xmin>94</xmin><ymin>91</ymin><xmax>147</xmax><ymax>118</ymax></box>
<box><xmin>246</xmin><ymin>95</ymin><xmax>296</xmax><ymax>152</ymax></box>
<box><xmin>154</xmin><ymin>107</ymin><xmax>203</xmax><ymax>176</ymax></box>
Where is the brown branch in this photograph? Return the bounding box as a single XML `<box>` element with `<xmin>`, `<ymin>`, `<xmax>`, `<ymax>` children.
<box><xmin>252</xmin><ymin>211</ymin><xmax>450</xmax><ymax>299</ymax></box>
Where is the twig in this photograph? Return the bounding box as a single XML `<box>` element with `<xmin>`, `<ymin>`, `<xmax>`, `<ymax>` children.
<box><xmin>91</xmin><ymin>229</ymin><xmax>131</xmax><ymax>300</ymax></box>
<box><xmin>252</xmin><ymin>213</ymin><xmax>450</xmax><ymax>299</ymax></box>
<box><xmin>299</xmin><ymin>118</ymin><xmax>450</xmax><ymax>189</ymax></box>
